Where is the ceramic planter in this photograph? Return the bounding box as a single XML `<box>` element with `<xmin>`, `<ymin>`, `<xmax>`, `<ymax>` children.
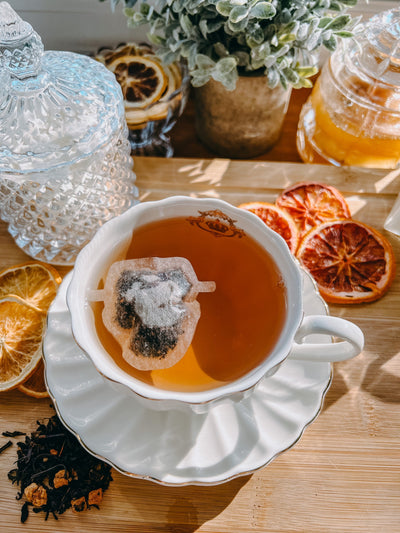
<box><xmin>194</xmin><ymin>75</ymin><xmax>292</xmax><ymax>159</ymax></box>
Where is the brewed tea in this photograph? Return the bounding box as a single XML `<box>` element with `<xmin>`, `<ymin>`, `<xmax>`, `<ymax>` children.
<box><xmin>92</xmin><ymin>212</ymin><xmax>287</xmax><ymax>392</ymax></box>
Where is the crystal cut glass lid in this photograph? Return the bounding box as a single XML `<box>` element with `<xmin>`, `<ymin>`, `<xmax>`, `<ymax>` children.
<box><xmin>0</xmin><ymin>1</ymin><xmax>34</xmax><ymax>42</ymax></box>
<box><xmin>335</xmin><ymin>7</ymin><xmax>400</xmax><ymax>112</ymax></box>
<box><xmin>0</xmin><ymin>2</ymin><xmax>125</xmax><ymax>174</ymax></box>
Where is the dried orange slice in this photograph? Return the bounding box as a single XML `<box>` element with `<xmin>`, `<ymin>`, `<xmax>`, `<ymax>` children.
<box><xmin>96</xmin><ymin>43</ymin><xmax>182</xmax><ymax>128</ymax></box>
<box><xmin>0</xmin><ymin>262</ymin><xmax>61</xmax><ymax>313</ymax></box>
<box><xmin>18</xmin><ymin>358</ymin><xmax>49</xmax><ymax>399</ymax></box>
<box><xmin>0</xmin><ymin>297</ymin><xmax>45</xmax><ymax>392</ymax></box>
<box><xmin>107</xmin><ymin>55</ymin><xmax>168</xmax><ymax>109</ymax></box>
<box><xmin>238</xmin><ymin>201</ymin><xmax>299</xmax><ymax>253</ymax></box>
<box><xmin>296</xmin><ymin>220</ymin><xmax>396</xmax><ymax>304</ymax></box>
<box><xmin>276</xmin><ymin>182</ymin><xmax>351</xmax><ymax>237</ymax></box>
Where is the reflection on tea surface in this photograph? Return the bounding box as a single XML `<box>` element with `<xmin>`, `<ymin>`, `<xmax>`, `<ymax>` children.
<box><xmin>92</xmin><ymin>215</ymin><xmax>287</xmax><ymax>392</ymax></box>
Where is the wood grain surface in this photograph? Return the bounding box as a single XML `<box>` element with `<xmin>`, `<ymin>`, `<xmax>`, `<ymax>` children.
<box><xmin>1</xmin><ymin>157</ymin><xmax>400</xmax><ymax>532</ymax></box>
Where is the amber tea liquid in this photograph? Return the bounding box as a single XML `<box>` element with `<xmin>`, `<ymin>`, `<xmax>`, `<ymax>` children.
<box><xmin>93</xmin><ymin>215</ymin><xmax>287</xmax><ymax>392</ymax></box>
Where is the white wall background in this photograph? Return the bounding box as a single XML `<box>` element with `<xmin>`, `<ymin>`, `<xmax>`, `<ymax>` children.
<box><xmin>8</xmin><ymin>0</ymin><xmax>147</xmax><ymax>53</ymax></box>
<box><xmin>7</xmin><ymin>0</ymin><xmax>399</xmax><ymax>55</ymax></box>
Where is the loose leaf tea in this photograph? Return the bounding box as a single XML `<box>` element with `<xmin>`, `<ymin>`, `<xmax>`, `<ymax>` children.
<box><xmin>2</xmin><ymin>431</ymin><xmax>26</xmax><ymax>438</ymax></box>
<box><xmin>7</xmin><ymin>414</ymin><xmax>113</xmax><ymax>522</ymax></box>
<box><xmin>0</xmin><ymin>440</ymin><xmax>12</xmax><ymax>454</ymax></box>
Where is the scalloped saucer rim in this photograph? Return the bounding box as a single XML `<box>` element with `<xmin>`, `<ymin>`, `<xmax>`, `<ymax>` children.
<box><xmin>43</xmin><ymin>270</ymin><xmax>332</xmax><ymax>486</ymax></box>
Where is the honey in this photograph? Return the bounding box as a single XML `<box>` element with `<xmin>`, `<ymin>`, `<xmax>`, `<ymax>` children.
<box><xmin>297</xmin><ymin>78</ymin><xmax>400</xmax><ymax>169</ymax></box>
<box><xmin>92</xmin><ymin>215</ymin><xmax>287</xmax><ymax>392</ymax></box>
<box><xmin>297</xmin><ymin>9</ymin><xmax>400</xmax><ymax>170</ymax></box>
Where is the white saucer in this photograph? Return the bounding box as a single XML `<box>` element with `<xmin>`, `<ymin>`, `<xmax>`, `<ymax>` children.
<box><xmin>43</xmin><ymin>271</ymin><xmax>332</xmax><ymax>486</ymax></box>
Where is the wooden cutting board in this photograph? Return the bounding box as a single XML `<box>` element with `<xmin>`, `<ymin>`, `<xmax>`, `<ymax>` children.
<box><xmin>1</xmin><ymin>157</ymin><xmax>399</xmax><ymax>532</ymax></box>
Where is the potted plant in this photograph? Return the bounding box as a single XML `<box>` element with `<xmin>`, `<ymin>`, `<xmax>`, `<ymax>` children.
<box><xmin>104</xmin><ymin>0</ymin><xmax>360</xmax><ymax>158</ymax></box>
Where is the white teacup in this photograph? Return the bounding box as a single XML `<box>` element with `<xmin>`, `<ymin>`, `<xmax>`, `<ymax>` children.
<box><xmin>67</xmin><ymin>196</ymin><xmax>364</xmax><ymax>412</ymax></box>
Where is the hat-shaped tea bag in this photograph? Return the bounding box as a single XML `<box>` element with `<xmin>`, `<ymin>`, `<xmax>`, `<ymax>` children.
<box><xmin>89</xmin><ymin>258</ymin><xmax>216</xmax><ymax>370</ymax></box>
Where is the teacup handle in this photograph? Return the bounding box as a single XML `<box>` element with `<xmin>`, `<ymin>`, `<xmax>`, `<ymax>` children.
<box><xmin>289</xmin><ymin>315</ymin><xmax>364</xmax><ymax>362</ymax></box>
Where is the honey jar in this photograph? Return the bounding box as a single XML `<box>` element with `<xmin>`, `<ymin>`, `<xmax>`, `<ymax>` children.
<box><xmin>297</xmin><ymin>8</ymin><xmax>400</xmax><ymax>169</ymax></box>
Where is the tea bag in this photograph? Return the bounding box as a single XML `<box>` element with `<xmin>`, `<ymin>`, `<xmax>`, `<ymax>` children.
<box><xmin>89</xmin><ymin>257</ymin><xmax>216</xmax><ymax>370</ymax></box>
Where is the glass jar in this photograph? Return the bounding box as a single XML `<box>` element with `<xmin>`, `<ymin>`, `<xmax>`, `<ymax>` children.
<box><xmin>297</xmin><ymin>7</ymin><xmax>400</xmax><ymax>169</ymax></box>
<box><xmin>96</xmin><ymin>43</ymin><xmax>190</xmax><ymax>157</ymax></box>
<box><xmin>0</xmin><ymin>3</ymin><xmax>138</xmax><ymax>265</ymax></box>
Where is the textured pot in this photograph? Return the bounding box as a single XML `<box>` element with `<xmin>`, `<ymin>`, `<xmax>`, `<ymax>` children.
<box><xmin>194</xmin><ymin>75</ymin><xmax>292</xmax><ymax>159</ymax></box>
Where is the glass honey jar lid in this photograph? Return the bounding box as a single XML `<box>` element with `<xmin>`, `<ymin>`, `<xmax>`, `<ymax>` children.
<box><xmin>0</xmin><ymin>1</ymin><xmax>126</xmax><ymax>176</ymax></box>
<box><xmin>334</xmin><ymin>7</ymin><xmax>400</xmax><ymax>112</ymax></box>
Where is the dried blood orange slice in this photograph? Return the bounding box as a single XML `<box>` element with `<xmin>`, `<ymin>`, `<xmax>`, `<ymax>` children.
<box><xmin>107</xmin><ymin>55</ymin><xmax>168</xmax><ymax>109</ymax></box>
<box><xmin>276</xmin><ymin>182</ymin><xmax>351</xmax><ymax>237</ymax></box>
<box><xmin>238</xmin><ymin>202</ymin><xmax>299</xmax><ymax>253</ymax></box>
<box><xmin>296</xmin><ymin>220</ymin><xmax>396</xmax><ymax>304</ymax></box>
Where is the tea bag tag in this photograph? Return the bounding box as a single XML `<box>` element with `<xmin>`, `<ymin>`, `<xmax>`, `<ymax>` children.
<box><xmin>88</xmin><ymin>257</ymin><xmax>215</xmax><ymax>371</ymax></box>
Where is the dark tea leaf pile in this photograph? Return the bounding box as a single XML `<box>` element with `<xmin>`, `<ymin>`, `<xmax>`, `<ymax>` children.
<box><xmin>6</xmin><ymin>414</ymin><xmax>113</xmax><ymax>522</ymax></box>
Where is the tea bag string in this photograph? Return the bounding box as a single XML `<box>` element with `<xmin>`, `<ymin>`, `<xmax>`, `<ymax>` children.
<box><xmin>87</xmin><ymin>280</ymin><xmax>216</xmax><ymax>303</ymax></box>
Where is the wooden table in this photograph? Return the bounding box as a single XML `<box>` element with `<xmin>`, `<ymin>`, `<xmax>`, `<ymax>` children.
<box><xmin>1</xmin><ymin>157</ymin><xmax>400</xmax><ymax>532</ymax></box>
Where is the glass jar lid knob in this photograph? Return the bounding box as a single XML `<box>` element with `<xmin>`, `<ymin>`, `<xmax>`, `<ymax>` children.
<box><xmin>0</xmin><ymin>1</ymin><xmax>43</xmax><ymax>79</ymax></box>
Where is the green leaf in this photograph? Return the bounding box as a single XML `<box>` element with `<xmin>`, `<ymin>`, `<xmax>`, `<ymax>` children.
<box><xmin>279</xmin><ymin>33</ymin><xmax>296</xmax><ymax>44</ymax></box>
<box><xmin>212</xmin><ymin>67</ymin><xmax>238</xmax><ymax>91</ymax></box>
<box><xmin>299</xmin><ymin>78</ymin><xmax>314</xmax><ymax>89</ymax></box>
<box><xmin>279</xmin><ymin>72</ymin><xmax>288</xmax><ymax>91</ymax></box>
<box><xmin>188</xmin><ymin>42</ymin><xmax>199</xmax><ymax>69</ymax></box>
<box><xmin>191</xmin><ymin>72</ymin><xmax>212</xmax><ymax>87</ymax></box>
<box><xmin>297</xmin><ymin>23</ymin><xmax>309</xmax><ymax>41</ymax></box>
<box><xmin>215</xmin><ymin>57</ymin><xmax>237</xmax><ymax>75</ymax></box>
<box><xmin>227</xmin><ymin>16</ymin><xmax>249</xmax><ymax>32</ymax></box>
<box><xmin>264</xmin><ymin>55</ymin><xmax>276</xmax><ymax>68</ymax></box>
<box><xmin>124</xmin><ymin>8</ymin><xmax>135</xmax><ymax>17</ymax></box>
<box><xmin>180</xmin><ymin>14</ymin><xmax>194</xmax><ymax>36</ymax></box>
<box><xmin>199</xmin><ymin>19</ymin><xmax>208</xmax><ymax>39</ymax></box>
<box><xmin>249</xmin><ymin>2</ymin><xmax>275</xmax><ymax>20</ymax></box>
<box><xmin>329</xmin><ymin>2</ymin><xmax>342</xmax><ymax>11</ymax></box>
<box><xmin>335</xmin><ymin>31</ymin><xmax>354</xmax><ymax>38</ymax></box>
<box><xmin>306</xmin><ymin>30</ymin><xmax>322</xmax><ymax>51</ymax></box>
<box><xmin>282</xmin><ymin>67</ymin><xmax>299</xmax><ymax>85</ymax></box>
<box><xmin>229</xmin><ymin>6</ymin><xmax>249</xmax><ymax>23</ymax></box>
<box><xmin>196</xmin><ymin>54</ymin><xmax>215</xmax><ymax>70</ymax></box>
<box><xmin>216</xmin><ymin>1</ymin><xmax>233</xmax><ymax>17</ymax></box>
<box><xmin>214</xmin><ymin>42</ymin><xmax>229</xmax><ymax>57</ymax></box>
<box><xmin>296</xmin><ymin>66</ymin><xmax>318</xmax><ymax>78</ymax></box>
<box><xmin>251</xmin><ymin>57</ymin><xmax>265</xmax><ymax>70</ymax></box>
<box><xmin>140</xmin><ymin>3</ymin><xmax>150</xmax><ymax>15</ymax></box>
<box><xmin>147</xmin><ymin>34</ymin><xmax>165</xmax><ymax>46</ymax></box>
<box><xmin>232</xmin><ymin>51</ymin><xmax>250</xmax><ymax>67</ymax></box>
<box><xmin>207</xmin><ymin>20</ymin><xmax>224</xmax><ymax>33</ymax></box>
<box><xmin>325</xmin><ymin>15</ymin><xmax>352</xmax><ymax>32</ymax></box>
<box><xmin>274</xmin><ymin>44</ymin><xmax>290</xmax><ymax>58</ymax></box>
<box><xmin>246</xmin><ymin>24</ymin><xmax>264</xmax><ymax>47</ymax></box>
<box><xmin>250</xmin><ymin>42</ymin><xmax>270</xmax><ymax>64</ymax></box>
<box><xmin>131</xmin><ymin>12</ymin><xmax>145</xmax><ymax>24</ymax></box>
<box><xmin>266</xmin><ymin>68</ymin><xmax>279</xmax><ymax>89</ymax></box>
<box><xmin>323</xmin><ymin>35</ymin><xmax>338</xmax><ymax>51</ymax></box>
<box><xmin>318</xmin><ymin>17</ymin><xmax>332</xmax><ymax>29</ymax></box>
